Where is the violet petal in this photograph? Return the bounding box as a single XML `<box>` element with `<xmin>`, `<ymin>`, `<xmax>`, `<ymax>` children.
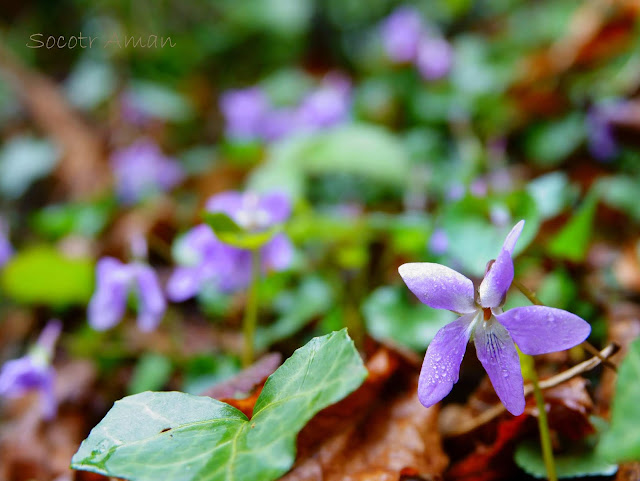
<box><xmin>261</xmin><ymin>233</ymin><xmax>294</xmax><ymax>272</ymax></box>
<box><xmin>166</xmin><ymin>266</ymin><xmax>204</xmax><ymax>302</ymax></box>
<box><xmin>478</xmin><ymin>220</ymin><xmax>524</xmax><ymax>308</ymax></box>
<box><xmin>496</xmin><ymin>306</ymin><xmax>591</xmax><ymax>355</ymax></box>
<box><xmin>474</xmin><ymin>320</ymin><xmax>525</xmax><ymax>416</ymax></box>
<box><xmin>398</xmin><ymin>263</ymin><xmax>476</xmax><ymax>313</ymax></box>
<box><xmin>259</xmin><ymin>192</ymin><xmax>291</xmax><ymax>225</ymax></box>
<box><xmin>418</xmin><ymin>311</ymin><xmax>476</xmax><ymax>407</ymax></box>
<box><xmin>134</xmin><ymin>264</ymin><xmax>166</xmax><ymax>332</ymax></box>
<box><xmin>88</xmin><ymin>258</ymin><xmax>129</xmax><ymax>331</ymax></box>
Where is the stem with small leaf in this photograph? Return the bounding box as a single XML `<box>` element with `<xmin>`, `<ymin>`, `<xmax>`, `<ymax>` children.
<box><xmin>242</xmin><ymin>249</ymin><xmax>261</xmax><ymax>368</ymax></box>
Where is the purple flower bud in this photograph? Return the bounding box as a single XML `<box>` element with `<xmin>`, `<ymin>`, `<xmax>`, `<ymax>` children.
<box><xmin>88</xmin><ymin>257</ymin><xmax>166</xmax><ymax>331</ymax></box>
<box><xmin>429</xmin><ymin>228</ymin><xmax>448</xmax><ymax>255</ymax></box>
<box><xmin>446</xmin><ymin>182</ymin><xmax>465</xmax><ymax>201</ymax></box>
<box><xmin>0</xmin><ymin>320</ymin><xmax>62</xmax><ymax>419</ymax></box>
<box><xmin>0</xmin><ymin>219</ymin><xmax>13</xmax><ymax>268</ymax></box>
<box><xmin>220</xmin><ymin>87</ymin><xmax>270</xmax><ymax>141</ymax></box>
<box><xmin>587</xmin><ymin>104</ymin><xmax>619</xmax><ymax>161</ymax></box>
<box><xmin>111</xmin><ymin>140</ymin><xmax>184</xmax><ymax>204</ymax></box>
<box><xmin>470</xmin><ymin>178</ymin><xmax>488</xmax><ymax>197</ymax></box>
<box><xmin>381</xmin><ymin>7</ymin><xmax>423</xmax><ymax>63</ymax></box>
<box><xmin>489</xmin><ymin>205</ymin><xmax>511</xmax><ymax>228</ymax></box>
<box><xmin>416</xmin><ymin>35</ymin><xmax>453</xmax><ymax>80</ymax></box>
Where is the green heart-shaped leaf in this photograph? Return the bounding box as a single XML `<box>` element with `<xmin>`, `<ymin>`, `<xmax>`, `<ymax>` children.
<box><xmin>515</xmin><ymin>417</ymin><xmax>617</xmax><ymax>478</ymax></box>
<box><xmin>362</xmin><ymin>286</ymin><xmax>456</xmax><ymax>351</ymax></box>
<box><xmin>597</xmin><ymin>337</ymin><xmax>640</xmax><ymax>462</ymax></box>
<box><xmin>71</xmin><ymin>330</ymin><xmax>367</xmax><ymax>481</ymax></box>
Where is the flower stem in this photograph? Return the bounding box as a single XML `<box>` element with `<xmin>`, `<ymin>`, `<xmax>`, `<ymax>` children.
<box><xmin>242</xmin><ymin>249</ymin><xmax>261</xmax><ymax>368</ymax></box>
<box><xmin>527</xmin><ymin>358</ymin><xmax>557</xmax><ymax>481</ymax></box>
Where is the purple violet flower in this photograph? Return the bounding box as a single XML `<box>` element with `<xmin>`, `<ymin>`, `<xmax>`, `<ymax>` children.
<box><xmin>416</xmin><ymin>35</ymin><xmax>453</xmax><ymax>80</ymax></box>
<box><xmin>399</xmin><ymin>220</ymin><xmax>591</xmax><ymax>415</ymax></box>
<box><xmin>220</xmin><ymin>87</ymin><xmax>270</xmax><ymax>141</ymax></box>
<box><xmin>88</xmin><ymin>257</ymin><xmax>166</xmax><ymax>332</ymax></box>
<box><xmin>0</xmin><ymin>320</ymin><xmax>62</xmax><ymax>419</ymax></box>
<box><xmin>168</xmin><ymin>191</ymin><xmax>294</xmax><ymax>300</ymax></box>
<box><xmin>111</xmin><ymin>140</ymin><xmax>184</xmax><ymax>204</ymax></box>
<box><xmin>166</xmin><ymin>224</ymin><xmax>232</xmax><ymax>301</ymax></box>
<box><xmin>381</xmin><ymin>7</ymin><xmax>423</xmax><ymax>63</ymax></box>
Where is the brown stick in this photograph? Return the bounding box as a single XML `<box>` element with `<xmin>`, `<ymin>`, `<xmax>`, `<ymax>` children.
<box><xmin>443</xmin><ymin>343</ymin><xmax>619</xmax><ymax>437</ymax></box>
<box><xmin>0</xmin><ymin>41</ymin><xmax>109</xmax><ymax>199</ymax></box>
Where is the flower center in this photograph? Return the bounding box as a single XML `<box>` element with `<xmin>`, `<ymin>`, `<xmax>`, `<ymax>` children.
<box><xmin>483</xmin><ymin>307</ymin><xmax>492</xmax><ymax>321</ymax></box>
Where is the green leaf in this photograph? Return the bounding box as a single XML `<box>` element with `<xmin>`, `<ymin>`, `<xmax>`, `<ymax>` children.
<box><xmin>202</xmin><ymin>212</ymin><xmax>278</xmax><ymax>250</ymax></box>
<box><xmin>255</xmin><ymin>277</ymin><xmax>333</xmax><ymax>350</ymax></box>
<box><xmin>526</xmin><ymin>172</ymin><xmax>578</xmax><ymax>220</ymax></box>
<box><xmin>548</xmin><ymin>189</ymin><xmax>598</xmax><ymax>262</ymax></box>
<box><xmin>202</xmin><ymin>212</ymin><xmax>243</xmax><ymax>234</ymax></box>
<box><xmin>1</xmin><ymin>246</ymin><xmax>94</xmax><ymax>306</ymax></box>
<box><xmin>362</xmin><ymin>286</ymin><xmax>457</xmax><ymax>351</ymax></box>
<box><xmin>516</xmin><ymin>417</ymin><xmax>617</xmax><ymax>478</ymax></box>
<box><xmin>249</xmin><ymin>124</ymin><xmax>410</xmax><ymax>200</ymax></box>
<box><xmin>524</xmin><ymin>113</ymin><xmax>585</xmax><ymax>167</ymax></box>
<box><xmin>598</xmin><ymin>337</ymin><xmax>640</xmax><ymax>462</ymax></box>
<box><xmin>441</xmin><ymin>190</ymin><xmax>540</xmax><ymax>276</ymax></box>
<box><xmin>128</xmin><ymin>81</ymin><xmax>193</xmax><ymax>122</ymax></box>
<box><xmin>128</xmin><ymin>353</ymin><xmax>173</xmax><ymax>395</ymax></box>
<box><xmin>31</xmin><ymin>200</ymin><xmax>114</xmax><ymax>240</ymax></box>
<box><xmin>0</xmin><ymin>136</ymin><xmax>59</xmax><ymax>199</ymax></box>
<box><xmin>595</xmin><ymin>175</ymin><xmax>640</xmax><ymax>222</ymax></box>
<box><xmin>71</xmin><ymin>330</ymin><xmax>367</xmax><ymax>481</ymax></box>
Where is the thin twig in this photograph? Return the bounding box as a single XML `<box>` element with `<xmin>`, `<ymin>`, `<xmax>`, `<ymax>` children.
<box><xmin>444</xmin><ymin>343</ymin><xmax>619</xmax><ymax>437</ymax></box>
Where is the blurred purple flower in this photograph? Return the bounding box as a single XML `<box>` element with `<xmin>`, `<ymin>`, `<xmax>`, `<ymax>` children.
<box><xmin>416</xmin><ymin>35</ymin><xmax>453</xmax><ymax>80</ymax></box>
<box><xmin>88</xmin><ymin>257</ymin><xmax>166</xmax><ymax>331</ymax></box>
<box><xmin>220</xmin><ymin>87</ymin><xmax>270</xmax><ymax>141</ymax></box>
<box><xmin>489</xmin><ymin>205</ymin><xmax>511</xmax><ymax>228</ymax></box>
<box><xmin>446</xmin><ymin>182</ymin><xmax>465</xmax><ymax>201</ymax></box>
<box><xmin>0</xmin><ymin>320</ymin><xmax>62</xmax><ymax>419</ymax></box>
<box><xmin>399</xmin><ymin>220</ymin><xmax>590</xmax><ymax>415</ymax></box>
<box><xmin>111</xmin><ymin>140</ymin><xmax>184</xmax><ymax>204</ymax></box>
<box><xmin>0</xmin><ymin>219</ymin><xmax>13</xmax><ymax>268</ymax></box>
<box><xmin>168</xmin><ymin>191</ymin><xmax>294</xmax><ymax>301</ymax></box>
<box><xmin>428</xmin><ymin>228</ymin><xmax>448</xmax><ymax>255</ymax></box>
<box><xmin>297</xmin><ymin>74</ymin><xmax>351</xmax><ymax>130</ymax></box>
<box><xmin>381</xmin><ymin>7</ymin><xmax>423</xmax><ymax>63</ymax></box>
<box><xmin>259</xmin><ymin>107</ymin><xmax>299</xmax><ymax>142</ymax></box>
<box><xmin>167</xmin><ymin>224</ymin><xmax>230</xmax><ymax>301</ymax></box>
<box><xmin>587</xmin><ymin>104</ymin><xmax>619</xmax><ymax>161</ymax></box>
<box><xmin>205</xmin><ymin>190</ymin><xmax>291</xmax><ymax>231</ymax></box>
<box><xmin>470</xmin><ymin>178</ymin><xmax>488</xmax><ymax>197</ymax></box>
